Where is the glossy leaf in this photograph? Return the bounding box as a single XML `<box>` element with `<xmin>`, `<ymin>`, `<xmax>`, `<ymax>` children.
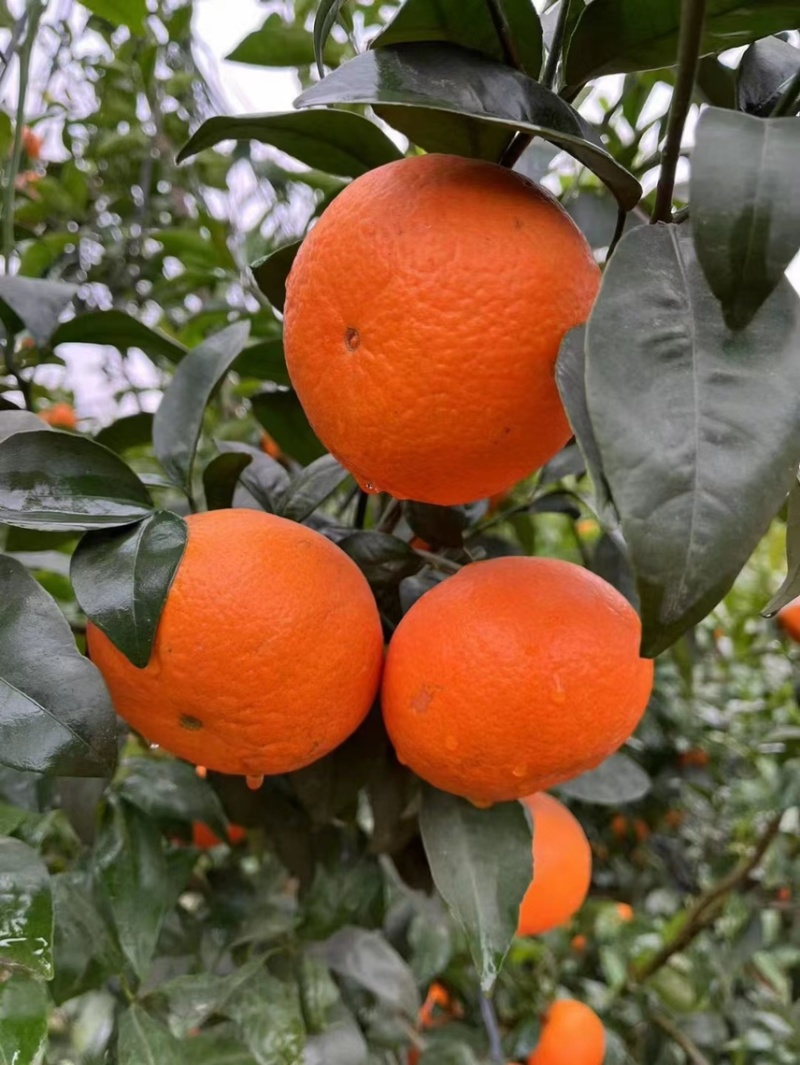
<box><xmin>0</xmin><ymin>276</ymin><xmax>77</xmax><ymax>346</ymax></box>
<box><xmin>339</xmin><ymin>531</ymin><xmax>424</xmax><ymax>588</ymax></box>
<box><xmin>181</xmin><ymin>1025</ymin><xmax>258</xmax><ymax>1064</ymax></box>
<box><xmin>203</xmin><ymin>451</ymin><xmax>253</xmax><ymax>511</ymax></box>
<box><xmin>178</xmin><ymin>110</ymin><xmax>402</xmax><ymax>177</ymax></box>
<box><xmin>305</xmin><ymin>1004</ymin><xmax>369</xmax><ymax>1065</ymax></box>
<box><xmin>738</xmin><ymin>36</ymin><xmax>800</xmax><ymax>116</ymax></box>
<box><xmin>404</xmin><ymin>502</ymin><xmax>467</xmax><ymax>549</ymax></box>
<box><xmin>0</xmin><ymin>430</ymin><xmax>153</xmax><ymax>531</ymax></box>
<box><xmin>557</xmin><ymin>752</ymin><xmax>651</xmax><ymax>805</ymax></box>
<box><xmin>0</xmin><ymin>974</ymin><xmax>48</xmax><ymax>1065</ymax></box>
<box><xmin>0</xmin><ymin>556</ymin><xmax>117</xmax><ymax>776</ymax></box>
<box><xmin>52</xmin><ymin>310</ymin><xmax>187</xmax><ymax>364</ymax></box>
<box><xmin>279</xmin><ymin>454</ymin><xmax>350</xmax><ymax>523</ymax></box>
<box><xmin>223</xmin><ymin>970</ymin><xmax>305</xmax><ymax>1065</ymax></box>
<box><xmin>95</xmin><ymin>412</ymin><xmax>155</xmax><ymax>454</ymax></box>
<box><xmin>94</xmin><ymin>795</ymin><xmax>170</xmax><ymax>980</ymax></box>
<box><xmin>313</xmin><ymin>927</ymin><xmax>419</xmax><ymax>1017</ymax></box>
<box><xmin>51</xmin><ymin>873</ymin><xmax>124</xmax><ymax>1004</ymax></box>
<box><xmin>153</xmin><ymin>321</ymin><xmax>250</xmax><ymax>492</ymax></box>
<box><xmin>155</xmin><ymin>961</ymin><xmax>265</xmax><ymax>1038</ymax></box>
<box><xmin>375</xmin><ymin>0</ymin><xmax>543</xmax><ymax>79</ymax></box>
<box><xmin>313</xmin><ymin>0</ymin><xmax>345</xmax><ymax>76</ymax></box>
<box><xmin>419</xmin><ymin>788</ymin><xmax>532</xmax><ymax>992</ymax></box>
<box><xmin>117</xmin><ymin>756</ymin><xmax>229</xmax><ymax>840</ymax></box>
<box><xmin>0</xmin><ymin>409</ymin><xmax>48</xmax><ymax>443</ymax></box>
<box><xmin>82</xmin><ymin>0</ymin><xmax>147</xmax><ymax>33</ymax></box>
<box><xmin>218</xmin><ymin>442</ymin><xmax>290</xmax><ymax>512</ymax></box>
<box><xmin>0</xmin><ymin>837</ymin><xmax>53</xmax><ymax>978</ymax></box>
<box><xmin>227</xmin><ymin>13</ymin><xmax>335</xmax><ymax>68</ymax></box>
<box><xmin>764</xmin><ymin>482</ymin><xmax>800</xmax><ymax>615</ymax></box>
<box><xmin>565</xmin><ymin>0</ymin><xmax>800</xmax><ymax>86</ymax></box>
<box><xmin>296</xmin><ymin>43</ymin><xmax>641</xmax><ymax>210</ymax></box>
<box><xmin>71</xmin><ymin>510</ymin><xmax>187</xmax><ymax>668</ymax></box>
<box><xmin>250</xmin><ymin>389</ymin><xmax>325</xmax><ymax>466</ymax></box>
<box><xmin>234</xmin><ymin>339</ymin><xmax>290</xmax><ymax>384</ymax></box>
<box><xmin>118</xmin><ymin>1005</ymin><xmax>183</xmax><ymax>1065</ymax></box>
<box><xmin>585</xmin><ymin>225</ymin><xmax>800</xmax><ymax>656</ymax></box>
<box><xmin>251</xmin><ymin>242</ymin><xmax>302</xmax><ymax>312</ymax></box>
<box><xmin>691</xmin><ymin>108</ymin><xmax>800</xmax><ymax>330</ymax></box>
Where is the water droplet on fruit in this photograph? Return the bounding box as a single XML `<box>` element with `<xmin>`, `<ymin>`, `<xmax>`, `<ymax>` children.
<box><xmin>195</xmin><ymin>766</ymin><xmax>208</xmax><ymax>779</ymax></box>
<box><xmin>552</xmin><ymin>674</ymin><xmax>566</xmax><ymax>705</ymax></box>
<box><xmin>149</xmin><ymin>743</ymin><xmax>160</xmax><ymax>750</ymax></box>
<box><xmin>445</xmin><ymin>735</ymin><xmax>458</xmax><ymax>751</ymax></box>
<box><xmin>246</xmin><ymin>774</ymin><xmax>264</xmax><ymax>790</ymax></box>
<box><xmin>363</xmin><ymin>481</ymin><xmax>379</xmax><ymax>494</ymax></box>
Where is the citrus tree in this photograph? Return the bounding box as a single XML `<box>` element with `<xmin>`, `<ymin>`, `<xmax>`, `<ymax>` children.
<box><xmin>1</xmin><ymin>1</ymin><xmax>800</xmax><ymax>1063</ymax></box>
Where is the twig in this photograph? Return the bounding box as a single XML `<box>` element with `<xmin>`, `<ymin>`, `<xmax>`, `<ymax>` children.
<box><xmin>651</xmin><ymin>0</ymin><xmax>707</xmax><ymax>224</ymax></box>
<box><xmin>479</xmin><ymin>993</ymin><xmax>504</xmax><ymax>1065</ymax></box>
<box><xmin>606</xmin><ymin>205</ymin><xmax>627</xmax><ymax>261</ymax></box>
<box><xmin>484</xmin><ymin>0</ymin><xmax>524</xmax><ymax>71</ymax></box>
<box><xmin>632</xmin><ymin>813</ymin><xmax>783</xmax><ymax>982</ymax></box>
<box><xmin>652</xmin><ymin>1012</ymin><xmax>713</xmax><ymax>1065</ymax></box>
<box><xmin>771</xmin><ymin>66</ymin><xmax>800</xmax><ymax>117</ymax></box>
<box><xmin>415</xmin><ymin>549</ymin><xmax>462</xmax><ymax>575</ymax></box>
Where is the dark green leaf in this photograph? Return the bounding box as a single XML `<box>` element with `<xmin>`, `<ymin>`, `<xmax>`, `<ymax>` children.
<box><xmin>217</xmin><ymin>442</ymin><xmax>290</xmax><ymax>512</ymax></box>
<box><xmin>696</xmin><ymin>56</ymin><xmax>737</xmax><ymax>109</ymax></box>
<box><xmin>591</xmin><ymin>530</ymin><xmax>639</xmax><ymax>609</ymax></box>
<box><xmin>738</xmin><ymin>37</ymin><xmax>800</xmax><ymax>116</ymax></box>
<box><xmin>118</xmin><ymin>1005</ymin><xmax>183</xmax><ymax>1065</ymax></box>
<box><xmin>691</xmin><ymin>108</ymin><xmax>800</xmax><ymax>330</ymax></box>
<box><xmin>419</xmin><ymin>788</ymin><xmax>531</xmax><ymax>992</ymax></box>
<box><xmin>585</xmin><ymin>225</ymin><xmax>800</xmax><ymax>656</ymax></box>
<box><xmin>82</xmin><ymin>0</ymin><xmax>147</xmax><ymax>33</ymax></box>
<box><xmin>71</xmin><ymin>510</ymin><xmax>187</xmax><ymax>668</ymax></box>
<box><xmin>250</xmin><ymin>389</ymin><xmax>325</xmax><ymax>466</ymax></box>
<box><xmin>539</xmin><ymin>441</ymin><xmax>586</xmax><ymax>485</ymax></box>
<box><xmin>234</xmin><ymin>339</ymin><xmax>290</xmax><ymax>384</ymax></box>
<box><xmin>0</xmin><ymin>430</ymin><xmax>153</xmax><ymax>531</ymax></box>
<box><xmin>203</xmin><ymin>452</ymin><xmax>253</xmax><ymax>511</ymax></box>
<box><xmin>338</xmin><ymin>531</ymin><xmax>424</xmax><ymax>588</ymax></box>
<box><xmin>181</xmin><ymin>1025</ymin><xmax>259</xmax><ymax>1065</ymax></box>
<box><xmin>764</xmin><ymin>481</ymin><xmax>800</xmax><ymax>615</ymax></box>
<box><xmin>95</xmin><ymin>412</ymin><xmax>155</xmax><ymax>454</ymax></box>
<box><xmin>0</xmin><ymin>276</ymin><xmax>77</xmax><ymax>346</ymax></box>
<box><xmin>557</xmin><ymin>752</ymin><xmax>651</xmax><ymax>805</ymax></box>
<box><xmin>279</xmin><ymin>454</ymin><xmax>350</xmax><ymax>523</ymax></box>
<box><xmin>305</xmin><ymin>1004</ymin><xmax>369</xmax><ymax>1065</ymax></box>
<box><xmin>312</xmin><ymin>927</ymin><xmax>419</xmax><ymax>1017</ymax></box>
<box><xmin>404</xmin><ymin>501</ymin><xmax>467</xmax><ymax>549</ymax></box>
<box><xmin>227</xmin><ymin>13</ymin><xmax>336</xmax><ymax>68</ymax></box>
<box><xmin>154</xmin><ymin>961</ymin><xmax>265</xmax><ymax>1038</ymax></box>
<box><xmin>565</xmin><ymin>0</ymin><xmax>800</xmax><ymax>86</ymax></box>
<box><xmin>222</xmin><ymin>970</ymin><xmax>305</xmax><ymax>1065</ymax></box>
<box><xmin>0</xmin><ymin>555</ymin><xmax>117</xmax><ymax>776</ymax></box>
<box><xmin>251</xmin><ymin>242</ymin><xmax>302</xmax><ymax>313</ymax></box>
<box><xmin>178</xmin><ymin>110</ymin><xmax>402</xmax><ymax>177</ymax></box>
<box><xmin>314</xmin><ymin>0</ymin><xmax>346</xmax><ymax>77</ymax></box>
<box><xmin>94</xmin><ymin>796</ymin><xmax>170</xmax><ymax>980</ymax></box>
<box><xmin>51</xmin><ymin>872</ymin><xmax>124</xmax><ymax>1005</ymax></box>
<box><xmin>375</xmin><ymin>0</ymin><xmax>543</xmax><ymax>79</ymax></box>
<box><xmin>302</xmin><ymin>858</ymin><xmax>384</xmax><ymax>939</ymax></box>
<box><xmin>0</xmin><ymin>837</ymin><xmax>53</xmax><ymax>978</ymax></box>
<box><xmin>52</xmin><ymin>311</ymin><xmax>187</xmax><ymax>364</ymax></box>
<box><xmin>117</xmin><ymin>756</ymin><xmax>229</xmax><ymax>840</ymax></box>
<box><xmin>296</xmin><ymin>43</ymin><xmax>641</xmax><ymax>209</ymax></box>
<box><xmin>153</xmin><ymin>321</ymin><xmax>251</xmax><ymax>492</ymax></box>
<box><xmin>565</xmin><ymin>190</ymin><xmax>643</xmax><ymax>250</ymax></box>
<box><xmin>0</xmin><ymin>975</ymin><xmax>48</xmax><ymax>1064</ymax></box>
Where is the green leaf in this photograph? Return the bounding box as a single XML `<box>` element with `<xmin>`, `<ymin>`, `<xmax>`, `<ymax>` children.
<box><xmin>251</xmin><ymin>242</ymin><xmax>302</xmax><ymax>313</ymax></box>
<box><xmin>375</xmin><ymin>0</ymin><xmax>543</xmax><ymax>78</ymax></box>
<box><xmin>0</xmin><ymin>112</ymin><xmax>11</xmax><ymax>158</ymax></box>
<box><xmin>585</xmin><ymin>225</ymin><xmax>800</xmax><ymax>656</ymax></box>
<box><xmin>227</xmin><ymin>13</ymin><xmax>337</xmax><ymax>68</ymax></box>
<box><xmin>154</xmin><ymin>961</ymin><xmax>265</xmax><ymax>1038</ymax></box>
<box><xmin>557</xmin><ymin>752</ymin><xmax>651</xmax><ymax>805</ymax></box>
<box><xmin>764</xmin><ymin>481</ymin><xmax>800</xmax><ymax>615</ymax></box>
<box><xmin>82</xmin><ymin>0</ymin><xmax>147</xmax><ymax>34</ymax></box>
<box><xmin>178</xmin><ymin>110</ymin><xmax>402</xmax><ymax>177</ymax></box>
<box><xmin>279</xmin><ymin>454</ymin><xmax>350</xmax><ymax>523</ymax></box>
<box><xmin>118</xmin><ymin>1005</ymin><xmax>183</xmax><ymax>1065</ymax></box>
<box><xmin>71</xmin><ymin>510</ymin><xmax>187</xmax><ymax>668</ymax></box>
<box><xmin>117</xmin><ymin>756</ymin><xmax>229</xmax><ymax>841</ymax></box>
<box><xmin>0</xmin><ymin>974</ymin><xmax>48</xmax><ymax>1065</ymax></box>
<box><xmin>313</xmin><ymin>927</ymin><xmax>419</xmax><ymax>1017</ymax></box>
<box><xmin>0</xmin><ymin>838</ymin><xmax>53</xmax><ymax>979</ymax></box>
<box><xmin>95</xmin><ymin>412</ymin><xmax>155</xmax><ymax>454</ymax></box>
<box><xmin>691</xmin><ymin>108</ymin><xmax>800</xmax><ymax>330</ymax></box>
<box><xmin>0</xmin><ymin>276</ymin><xmax>77</xmax><ymax>346</ymax></box>
<box><xmin>338</xmin><ymin>531</ymin><xmax>424</xmax><ymax>588</ymax></box>
<box><xmin>0</xmin><ymin>555</ymin><xmax>117</xmax><ymax>776</ymax></box>
<box><xmin>738</xmin><ymin>36</ymin><xmax>800</xmax><ymax>116</ymax></box>
<box><xmin>94</xmin><ymin>796</ymin><xmax>170</xmax><ymax>981</ymax></box>
<box><xmin>419</xmin><ymin>789</ymin><xmax>531</xmax><ymax>992</ymax></box>
<box><xmin>51</xmin><ymin>871</ymin><xmax>124</xmax><ymax>1005</ymax></box>
<box><xmin>52</xmin><ymin>311</ymin><xmax>187</xmax><ymax>364</ymax></box>
<box><xmin>0</xmin><ymin>430</ymin><xmax>153</xmax><ymax>531</ymax></box>
<box><xmin>404</xmin><ymin>502</ymin><xmax>467</xmax><ymax>549</ymax></box>
<box><xmin>314</xmin><ymin>0</ymin><xmax>346</xmax><ymax>77</ymax></box>
<box><xmin>153</xmin><ymin>321</ymin><xmax>251</xmax><ymax>493</ymax></box>
<box><xmin>216</xmin><ymin>442</ymin><xmax>290</xmax><ymax>512</ymax></box>
<box><xmin>250</xmin><ymin>389</ymin><xmax>325</xmax><ymax>466</ymax></box>
<box><xmin>222</xmin><ymin>971</ymin><xmax>306</xmax><ymax>1065</ymax></box>
<box><xmin>305</xmin><ymin>1004</ymin><xmax>369</xmax><ymax>1065</ymax></box>
<box><xmin>295</xmin><ymin>42</ymin><xmax>641</xmax><ymax>210</ymax></box>
<box><xmin>565</xmin><ymin>0</ymin><xmax>800</xmax><ymax>86</ymax></box>
<box><xmin>203</xmin><ymin>452</ymin><xmax>253</xmax><ymax>511</ymax></box>
<box><xmin>181</xmin><ymin>1025</ymin><xmax>259</xmax><ymax>1065</ymax></box>
<box><xmin>0</xmin><ymin>410</ymin><xmax>49</xmax><ymax>443</ymax></box>
<box><xmin>234</xmin><ymin>339</ymin><xmax>290</xmax><ymax>384</ymax></box>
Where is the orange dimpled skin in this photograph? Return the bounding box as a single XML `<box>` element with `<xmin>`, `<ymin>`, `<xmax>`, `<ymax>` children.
<box><xmin>381</xmin><ymin>557</ymin><xmax>653</xmax><ymax>805</ymax></box>
<box><xmin>87</xmin><ymin>510</ymin><xmax>384</xmax><ymax>777</ymax></box>
<box><xmin>527</xmin><ymin>1000</ymin><xmax>605</xmax><ymax>1065</ymax></box>
<box><xmin>283</xmin><ymin>154</ymin><xmax>600</xmax><ymax>506</ymax></box>
<box><xmin>777</xmin><ymin>597</ymin><xmax>800</xmax><ymax>641</ymax></box>
<box><xmin>517</xmin><ymin>793</ymin><xmax>592</xmax><ymax>936</ymax></box>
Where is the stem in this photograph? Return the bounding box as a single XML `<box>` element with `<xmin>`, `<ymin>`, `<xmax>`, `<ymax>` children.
<box><xmin>542</xmin><ymin>0</ymin><xmax>572</xmax><ymax>91</ymax></box>
<box><xmin>499</xmin><ymin>132</ymin><xmax>532</xmax><ymax>169</ymax></box>
<box><xmin>484</xmin><ymin>0</ymin><xmax>523</xmax><ymax>71</ymax></box>
<box><xmin>354</xmin><ymin>489</ymin><xmax>369</xmax><ymax>530</ymax></box>
<box><xmin>2</xmin><ymin>344</ymin><xmax>33</xmax><ymax>409</ymax></box>
<box><xmin>631</xmin><ymin>813</ymin><xmax>782</xmax><ymax>982</ymax></box>
<box><xmin>652</xmin><ymin>1013</ymin><xmax>712</xmax><ymax>1065</ymax></box>
<box><xmin>606</xmin><ymin>205</ymin><xmax>627</xmax><ymax>262</ymax></box>
<box><xmin>414</xmin><ymin>549</ymin><xmax>462</xmax><ymax>575</ymax></box>
<box><xmin>2</xmin><ymin>1</ymin><xmax>43</xmax><ymax>273</ymax></box>
<box><xmin>771</xmin><ymin>66</ymin><xmax>800</xmax><ymax>117</ymax></box>
<box><xmin>650</xmin><ymin>0</ymin><xmax>706</xmax><ymax>224</ymax></box>
<box><xmin>479</xmin><ymin>993</ymin><xmax>504</xmax><ymax>1065</ymax></box>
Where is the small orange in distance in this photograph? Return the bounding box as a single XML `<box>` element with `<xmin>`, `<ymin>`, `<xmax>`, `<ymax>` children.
<box><xmin>87</xmin><ymin>510</ymin><xmax>384</xmax><ymax>778</ymax></box>
<box><xmin>21</xmin><ymin>126</ymin><xmax>42</xmax><ymax>160</ymax></box>
<box><xmin>284</xmin><ymin>153</ymin><xmax>600</xmax><ymax>506</ymax></box>
<box><xmin>527</xmin><ymin>1000</ymin><xmax>605</xmax><ymax>1065</ymax></box>
<box><xmin>517</xmin><ymin>793</ymin><xmax>592</xmax><ymax>936</ymax></box>
<box><xmin>570</xmin><ymin>934</ymin><xmax>588</xmax><ymax>952</ymax></box>
<box><xmin>192</xmin><ymin>822</ymin><xmax>246</xmax><ymax>848</ymax></box>
<box><xmin>39</xmin><ymin>403</ymin><xmax>77</xmax><ymax>430</ymax></box>
<box><xmin>615</xmin><ymin>902</ymin><xmax>634</xmax><ymax>922</ymax></box>
<box><xmin>777</xmin><ymin>596</ymin><xmax>800</xmax><ymax>641</ymax></box>
<box><xmin>259</xmin><ymin>430</ymin><xmax>283</xmax><ymax>460</ymax></box>
<box><xmin>382</xmin><ymin>557</ymin><xmax>654</xmax><ymax>805</ymax></box>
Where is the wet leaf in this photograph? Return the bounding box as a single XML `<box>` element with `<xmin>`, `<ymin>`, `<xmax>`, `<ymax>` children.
<box><xmin>118</xmin><ymin>1004</ymin><xmax>183</xmax><ymax>1065</ymax></box>
<box><xmin>117</xmin><ymin>756</ymin><xmax>229</xmax><ymax>841</ymax></box>
<box><xmin>0</xmin><ymin>974</ymin><xmax>48</xmax><ymax>1065</ymax></box>
<box><xmin>0</xmin><ymin>837</ymin><xmax>53</xmax><ymax>978</ymax></box>
<box><xmin>203</xmin><ymin>451</ymin><xmax>253</xmax><ymax>511</ymax></box>
<box><xmin>279</xmin><ymin>454</ymin><xmax>350</xmax><ymax>523</ymax></box>
<box><xmin>312</xmin><ymin>927</ymin><xmax>419</xmax><ymax>1018</ymax></box>
<box><xmin>222</xmin><ymin>970</ymin><xmax>306</xmax><ymax>1065</ymax></box>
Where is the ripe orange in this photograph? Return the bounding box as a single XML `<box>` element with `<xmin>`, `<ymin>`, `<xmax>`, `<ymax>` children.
<box><xmin>382</xmin><ymin>557</ymin><xmax>653</xmax><ymax>804</ymax></box>
<box><xmin>777</xmin><ymin>597</ymin><xmax>800</xmax><ymax>641</ymax></box>
<box><xmin>633</xmin><ymin>818</ymin><xmax>650</xmax><ymax>843</ymax></box>
<box><xmin>284</xmin><ymin>153</ymin><xmax>599</xmax><ymax>506</ymax></box>
<box><xmin>38</xmin><ymin>403</ymin><xmax>77</xmax><ymax>430</ymax></box>
<box><xmin>527</xmin><ymin>1000</ymin><xmax>605</xmax><ymax>1065</ymax></box>
<box><xmin>21</xmin><ymin>126</ymin><xmax>42</xmax><ymax>160</ymax></box>
<box><xmin>517</xmin><ymin>793</ymin><xmax>592</xmax><ymax>936</ymax></box>
<box><xmin>87</xmin><ymin>509</ymin><xmax>384</xmax><ymax>777</ymax></box>
<box><xmin>610</xmin><ymin>813</ymin><xmax>628</xmax><ymax>840</ymax></box>
<box><xmin>615</xmin><ymin>902</ymin><xmax>634</xmax><ymax>922</ymax></box>
<box><xmin>192</xmin><ymin>822</ymin><xmax>246</xmax><ymax>848</ymax></box>
<box><xmin>570</xmin><ymin>934</ymin><xmax>588</xmax><ymax>952</ymax></box>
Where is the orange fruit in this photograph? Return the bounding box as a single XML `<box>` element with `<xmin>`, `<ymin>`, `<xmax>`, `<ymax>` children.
<box><xmin>570</xmin><ymin>934</ymin><xmax>588</xmax><ymax>952</ymax></box>
<box><xmin>284</xmin><ymin>153</ymin><xmax>599</xmax><ymax>506</ymax></box>
<box><xmin>777</xmin><ymin>597</ymin><xmax>800</xmax><ymax>641</ymax></box>
<box><xmin>38</xmin><ymin>403</ymin><xmax>77</xmax><ymax>430</ymax></box>
<box><xmin>610</xmin><ymin>813</ymin><xmax>628</xmax><ymax>840</ymax></box>
<box><xmin>633</xmin><ymin>818</ymin><xmax>649</xmax><ymax>843</ymax></box>
<box><xmin>21</xmin><ymin>126</ymin><xmax>42</xmax><ymax>160</ymax></box>
<box><xmin>87</xmin><ymin>509</ymin><xmax>384</xmax><ymax>777</ymax></box>
<box><xmin>678</xmin><ymin>748</ymin><xmax>709</xmax><ymax>769</ymax></box>
<box><xmin>259</xmin><ymin>430</ymin><xmax>283</xmax><ymax>460</ymax></box>
<box><xmin>517</xmin><ymin>793</ymin><xmax>592</xmax><ymax>936</ymax></box>
<box><xmin>382</xmin><ymin>557</ymin><xmax>653</xmax><ymax>804</ymax></box>
<box><xmin>527</xmin><ymin>1000</ymin><xmax>605</xmax><ymax>1065</ymax></box>
<box><xmin>191</xmin><ymin>822</ymin><xmax>246</xmax><ymax>849</ymax></box>
<box><xmin>615</xmin><ymin>902</ymin><xmax>634</xmax><ymax>922</ymax></box>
